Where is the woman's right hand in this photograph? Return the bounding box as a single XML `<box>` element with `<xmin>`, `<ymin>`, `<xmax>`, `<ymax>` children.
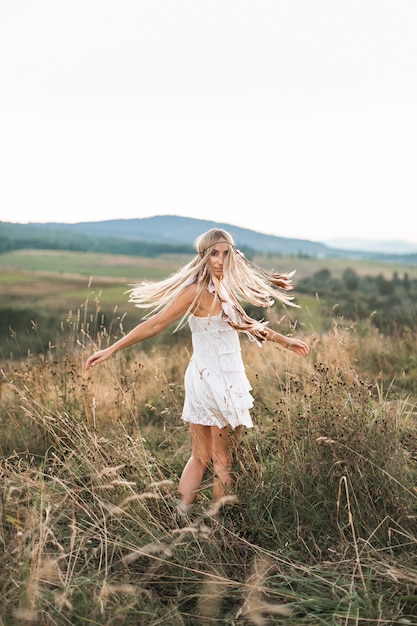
<box><xmin>85</xmin><ymin>347</ymin><xmax>114</xmax><ymax>371</ymax></box>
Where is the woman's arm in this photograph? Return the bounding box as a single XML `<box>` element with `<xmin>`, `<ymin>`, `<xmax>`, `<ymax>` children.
<box><xmin>85</xmin><ymin>285</ymin><xmax>195</xmax><ymax>371</ymax></box>
<box><xmin>263</xmin><ymin>327</ymin><xmax>310</xmax><ymax>356</ymax></box>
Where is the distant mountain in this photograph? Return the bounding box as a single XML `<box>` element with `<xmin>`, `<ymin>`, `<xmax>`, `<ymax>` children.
<box><xmin>63</xmin><ymin>215</ymin><xmax>330</xmax><ymax>255</ymax></box>
<box><xmin>0</xmin><ymin>215</ymin><xmax>329</xmax><ymax>256</ymax></box>
<box><xmin>1</xmin><ymin>215</ymin><xmax>417</xmax><ymax>264</ymax></box>
<box><xmin>323</xmin><ymin>239</ymin><xmax>417</xmax><ymax>255</ymax></box>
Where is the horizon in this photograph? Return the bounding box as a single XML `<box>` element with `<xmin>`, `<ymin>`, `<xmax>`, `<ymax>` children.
<box><xmin>2</xmin><ymin>214</ymin><xmax>417</xmax><ymax>248</ymax></box>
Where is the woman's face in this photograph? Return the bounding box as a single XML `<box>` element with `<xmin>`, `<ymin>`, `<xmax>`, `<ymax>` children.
<box><xmin>208</xmin><ymin>239</ymin><xmax>230</xmax><ymax>278</ymax></box>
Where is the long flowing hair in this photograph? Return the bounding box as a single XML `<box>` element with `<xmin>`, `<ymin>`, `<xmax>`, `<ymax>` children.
<box><xmin>128</xmin><ymin>228</ymin><xmax>298</xmax><ymax>343</ymax></box>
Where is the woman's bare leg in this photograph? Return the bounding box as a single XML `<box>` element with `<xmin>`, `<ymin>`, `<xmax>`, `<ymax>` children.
<box><xmin>177</xmin><ymin>424</ymin><xmax>212</xmax><ymax>507</ymax></box>
<box><xmin>211</xmin><ymin>426</ymin><xmax>234</xmax><ymax>502</ymax></box>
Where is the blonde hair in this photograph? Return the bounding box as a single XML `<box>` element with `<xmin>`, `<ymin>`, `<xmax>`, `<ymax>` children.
<box><xmin>128</xmin><ymin>228</ymin><xmax>297</xmax><ymax>342</ymax></box>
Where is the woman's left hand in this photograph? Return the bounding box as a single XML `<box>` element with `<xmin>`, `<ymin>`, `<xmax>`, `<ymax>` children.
<box><xmin>286</xmin><ymin>338</ymin><xmax>310</xmax><ymax>356</ymax></box>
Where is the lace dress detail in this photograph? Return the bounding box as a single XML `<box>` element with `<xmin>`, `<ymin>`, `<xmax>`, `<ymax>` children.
<box><xmin>181</xmin><ymin>313</ymin><xmax>254</xmax><ymax>429</ymax></box>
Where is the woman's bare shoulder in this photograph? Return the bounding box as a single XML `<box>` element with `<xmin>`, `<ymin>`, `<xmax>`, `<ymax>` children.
<box><xmin>181</xmin><ymin>282</ymin><xmax>199</xmax><ymax>298</ymax></box>
<box><xmin>179</xmin><ymin>281</ymin><xmax>216</xmax><ymax>314</ymax></box>
<box><xmin>175</xmin><ymin>282</ymin><xmax>199</xmax><ymax>309</ymax></box>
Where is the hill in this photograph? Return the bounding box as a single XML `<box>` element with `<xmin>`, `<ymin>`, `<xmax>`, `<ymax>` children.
<box><xmin>1</xmin><ymin>215</ymin><xmax>417</xmax><ymax>263</ymax></box>
<box><xmin>0</xmin><ymin>215</ymin><xmax>327</xmax><ymax>256</ymax></box>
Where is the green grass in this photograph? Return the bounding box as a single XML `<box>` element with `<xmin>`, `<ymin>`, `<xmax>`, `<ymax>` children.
<box><xmin>0</xmin><ymin>249</ymin><xmax>186</xmax><ymax>278</ymax></box>
<box><xmin>2</xmin><ymin>248</ymin><xmax>417</xmax><ymax>281</ymax></box>
<box><xmin>0</xmin><ymin>270</ymin><xmax>35</xmax><ymax>285</ymax></box>
<box><xmin>2</xmin><ymin>247</ymin><xmax>417</xmax><ymax>362</ymax></box>
<box><xmin>255</xmin><ymin>252</ymin><xmax>417</xmax><ymax>280</ymax></box>
<box><xmin>3</xmin><ymin>248</ymin><xmax>415</xmax><ymax>342</ymax></box>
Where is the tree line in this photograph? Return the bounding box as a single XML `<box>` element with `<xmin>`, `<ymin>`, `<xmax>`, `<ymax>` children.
<box><xmin>296</xmin><ymin>268</ymin><xmax>417</xmax><ymax>334</ymax></box>
<box><xmin>0</xmin><ymin>234</ymin><xmax>193</xmax><ymax>257</ymax></box>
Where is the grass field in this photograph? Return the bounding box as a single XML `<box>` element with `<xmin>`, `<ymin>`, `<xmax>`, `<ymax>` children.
<box><xmin>1</xmin><ymin>248</ymin><xmax>416</xmax><ymax>328</ymax></box>
<box><xmin>0</xmin><ymin>251</ymin><xmax>188</xmax><ymax>323</ymax></box>
<box><xmin>1</xmin><ymin>248</ymin><xmax>417</xmax><ymax>624</ymax></box>
<box><xmin>2</xmin><ymin>248</ymin><xmax>417</xmax><ymax>280</ymax></box>
<box><xmin>1</xmin><ymin>306</ymin><xmax>416</xmax><ymax>624</ymax></box>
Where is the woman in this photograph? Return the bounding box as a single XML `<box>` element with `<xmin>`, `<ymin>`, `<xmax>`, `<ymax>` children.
<box><xmin>85</xmin><ymin>229</ymin><xmax>309</xmax><ymax>513</ymax></box>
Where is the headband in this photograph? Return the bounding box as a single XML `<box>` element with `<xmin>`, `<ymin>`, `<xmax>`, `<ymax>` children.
<box><xmin>199</xmin><ymin>241</ymin><xmax>236</xmax><ymax>256</ymax></box>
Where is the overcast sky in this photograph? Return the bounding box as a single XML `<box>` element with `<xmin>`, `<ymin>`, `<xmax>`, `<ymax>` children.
<box><xmin>1</xmin><ymin>0</ymin><xmax>416</xmax><ymax>244</ymax></box>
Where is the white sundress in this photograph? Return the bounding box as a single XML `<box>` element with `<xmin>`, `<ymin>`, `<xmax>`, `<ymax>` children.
<box><xmin>181</xmin><ymin>313</ymin><xmax>254</xmax><ymax>430</ymax></box>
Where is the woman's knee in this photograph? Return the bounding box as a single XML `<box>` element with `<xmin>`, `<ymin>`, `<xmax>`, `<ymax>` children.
<box><xmin>189</xmin><ymin>452</ymin><xmax>210</xmax><ymax>472</ymax></box>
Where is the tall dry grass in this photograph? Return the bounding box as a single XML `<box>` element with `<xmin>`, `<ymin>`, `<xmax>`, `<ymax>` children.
<box><xmin>1</xmin><ymin>305</ymin><xmax>417</xmax><ymax>625</ymax></box>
